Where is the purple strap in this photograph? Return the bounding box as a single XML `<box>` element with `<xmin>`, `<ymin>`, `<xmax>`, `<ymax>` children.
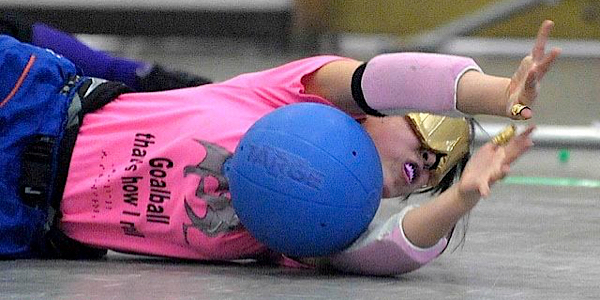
<box><xmin>32</xmin><ymin>23</ymin><xmax>145</xmax><ymax>90</ymax></box>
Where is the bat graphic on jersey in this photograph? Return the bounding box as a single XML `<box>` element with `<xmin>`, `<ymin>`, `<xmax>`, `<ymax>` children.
<box><xmin>182</xmin><ymin>140</ymin><xmax>241</xmax><ymax>242</ymax></box>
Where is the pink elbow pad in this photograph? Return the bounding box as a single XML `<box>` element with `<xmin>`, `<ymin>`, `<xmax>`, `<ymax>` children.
<box><xmin>328</xmin><ymin>206</ymin><xmax>448</xmax><ymax>276</ymax></box>
<box><xmin>352</xmin><ymin>53</ymin><xmax>481</xmax><ymax>116</ymax></box>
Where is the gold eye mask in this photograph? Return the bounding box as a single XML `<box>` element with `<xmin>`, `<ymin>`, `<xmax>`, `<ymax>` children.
<box><xmin>405</xmin><ymin>113</ymin><xmax>472</xmax><ymax>188</ymax></box>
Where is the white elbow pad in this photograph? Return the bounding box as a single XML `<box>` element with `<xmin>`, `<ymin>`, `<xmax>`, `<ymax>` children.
<box><xmin>328</xmin><ymin>206</ymin><xmax>448</xmax><ymax>275</ymax></box>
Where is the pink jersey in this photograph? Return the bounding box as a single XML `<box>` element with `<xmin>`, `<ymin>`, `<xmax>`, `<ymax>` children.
<box><xmin>60</xmin><ymin>54</ymin><xmax>468</xmax><ymax>275</ymax></box>
<box><xmin>60</xmin><ymin>56</ymin><xmax>346</xmax><ymax>260</ymax></box>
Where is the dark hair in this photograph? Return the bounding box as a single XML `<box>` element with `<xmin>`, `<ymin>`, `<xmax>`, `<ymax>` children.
<box><xmin>427</xmin><ymin>151</ymin><xmax>470</xmax><ymax>196</ymax></box>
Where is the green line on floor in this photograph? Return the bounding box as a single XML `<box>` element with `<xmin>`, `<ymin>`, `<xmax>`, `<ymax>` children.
<box><xmin>503</xmin><ymin>176</ymin><xmax>600</xmax><ymax>188</ymax></box>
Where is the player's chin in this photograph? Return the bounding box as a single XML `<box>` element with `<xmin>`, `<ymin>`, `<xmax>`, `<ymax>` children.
<box><xmin>381</xmin><ymin>182</ymin><xmax>394</xmax><ymax>199</ymax></box>
<box><xmin>382</xmin><ymin>182</ymin><xmax>411</xmax><ymax>199</ymax></box>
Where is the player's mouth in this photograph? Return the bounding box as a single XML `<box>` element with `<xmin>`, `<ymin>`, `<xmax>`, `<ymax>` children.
<box><xmin>403</xmin><ymin>162</ymin><xmax>419</xmax><ymax>185</ymax></box>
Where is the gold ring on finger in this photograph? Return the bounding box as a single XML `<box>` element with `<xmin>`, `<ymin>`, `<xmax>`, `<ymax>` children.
<box><xmin>510</xmin><ymin>104</ymin><xmax>529</xmax><ymax>116</ymax></box>
<box><xmin>492</xmin><ymin>124</ymin><xmax>516</xmax><ymax>146</ymax></box>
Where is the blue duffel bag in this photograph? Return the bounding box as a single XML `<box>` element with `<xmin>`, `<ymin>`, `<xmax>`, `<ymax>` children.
<box><xmin>0</xmin><ymin>34</ymin><xmax>86</xmax><ymax>258</ymax></box>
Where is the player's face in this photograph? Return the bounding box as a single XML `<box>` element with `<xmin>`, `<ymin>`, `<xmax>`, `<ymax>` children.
<box><xmin>362</xmin><ymin>116</ymin><xmax>438</xmax><ymax>198</ymax></box>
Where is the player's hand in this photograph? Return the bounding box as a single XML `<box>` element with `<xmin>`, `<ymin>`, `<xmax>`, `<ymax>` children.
<box><xmin>458</xmin><ymin>143</ymin><xmax>508</xmax><ymax>203</ymax></box>
<box><xmin>458</xmin><ymin>126</ymin><xmax>535</xmax><ymax>205</ymax></box>
<box><xmin>502</xmin><ymin>125</ymin><xmax>535</xmax><ymax>165</ymax></box>
<box><xmin>506</xmin><ymin>20</ymin><xmax>561</xmax><ymax>120</ymax></box>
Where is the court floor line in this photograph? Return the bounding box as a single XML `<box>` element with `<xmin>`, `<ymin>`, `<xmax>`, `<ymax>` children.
<box><xmin>503</xmin><ymin>176</ymin><xmax>600</xmax><ymax>188</ymax></box>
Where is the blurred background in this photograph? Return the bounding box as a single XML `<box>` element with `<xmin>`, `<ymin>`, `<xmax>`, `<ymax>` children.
<box><xmin>4</xmin><ymin>0</ymin><xmax>597</xmax><ymax>157</ymax></box>
<box><xmin>2</xmin><ymin>0</ymin><xmax>599</xmax><ymax>126</ymax></box>
<box><xmin>1</xmin><ymin>2</ymin><xmax>599</xmax><ymax>299</ymax></box>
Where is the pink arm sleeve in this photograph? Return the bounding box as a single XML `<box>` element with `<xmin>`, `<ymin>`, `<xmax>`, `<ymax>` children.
<box><xmin>327</xmin><ymin>206</ymin><xmax>448</xmax><ymax>275</ymax></box>
<box><xmin>360</xmin><ymin>53</ymin><xmax>481</xmax><ymax>116</ymax></box>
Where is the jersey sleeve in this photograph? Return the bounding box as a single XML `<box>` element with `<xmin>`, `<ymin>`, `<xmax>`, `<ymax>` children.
<box><xmin>220</xmin><ymin>55</ymin><xmax>352</xmax><ymax>107</ymax></box>
<box><xmin>327</xmin><ymin>205</ymin><xmax>448</xmax><ymax>275</ymax></box>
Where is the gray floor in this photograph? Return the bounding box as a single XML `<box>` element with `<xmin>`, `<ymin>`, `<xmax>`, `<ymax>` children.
<box><xmin>2</xmin><ymin>36</ymin><xmax>599</xmax><ymax>300</ymax></box>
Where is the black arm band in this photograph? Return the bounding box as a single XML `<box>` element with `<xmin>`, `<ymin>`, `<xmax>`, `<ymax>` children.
<box><xmin>351</xmin><ymin>62</ymin><xmax>384</xmax><ymax>117</ymax></box>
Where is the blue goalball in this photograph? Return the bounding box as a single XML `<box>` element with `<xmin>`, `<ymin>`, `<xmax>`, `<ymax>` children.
<box><xmin>224</xmin><ymin>103</ymin><xmax>383</xmax><ymax>257</ymax></box>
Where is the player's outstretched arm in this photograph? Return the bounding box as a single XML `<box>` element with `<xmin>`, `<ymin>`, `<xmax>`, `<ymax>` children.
<box><xmin>402</xmin><ymin>126</ymin><xmax>536</xmax><ymax>249</ymax></box>
<box><xmin>304</xmin><ymin>21</ymin><xmax>560</xmax><ymax>119</ymax></box>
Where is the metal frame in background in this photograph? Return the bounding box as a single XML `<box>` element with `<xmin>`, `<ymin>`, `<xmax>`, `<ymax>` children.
<box><xmin>397</xmin><ymin>0</ymin><xmax>562</xmax><ymax>52</ymax></box>
<box><xmin>475</xmin><ymin>123</ymin><xmax>600</xmax><ymax>149</ymax></box>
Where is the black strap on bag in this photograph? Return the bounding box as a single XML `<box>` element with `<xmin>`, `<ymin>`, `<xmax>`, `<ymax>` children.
<box><xmin>19</xmin><ymin>136</ymin><xmax>55</xmax><ymax>209</ymax></box>
<box><xmin>17</xmin><ymin>75</ymin><xmax>82</xmax><ymax>211</ymax></box>
<box><xmin>28</xmin><ymin>77</ymin><xmax>133</xmax><ymax>259</ymax></box>
<box><xmin>50</xmin><ymin>78</ymin><xmax>133</xmax><ymax>211</ymax></box>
